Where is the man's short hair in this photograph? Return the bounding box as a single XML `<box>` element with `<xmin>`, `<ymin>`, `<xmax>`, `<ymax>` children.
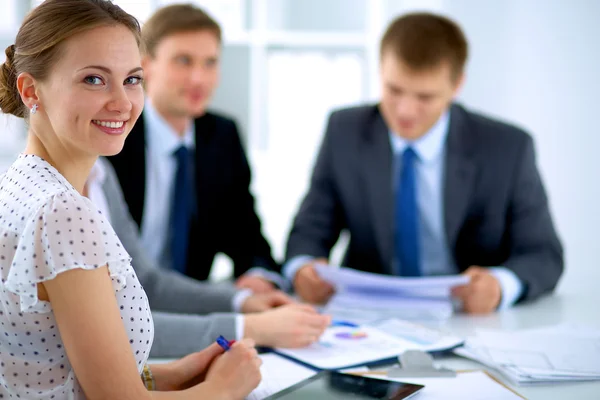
<box><xmin>380</xmin><ymin>12</ymin><xmax>468</xmax><ymax>81</ymax></box>
<box><xmin>142</xmin><ymin>3</ymin><xmax>221</xmax><ymax>57</ymax></box>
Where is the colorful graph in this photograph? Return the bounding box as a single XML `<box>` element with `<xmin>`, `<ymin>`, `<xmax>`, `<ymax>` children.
<box><xmin>335</xmin><ymin>330</ymin><xmax>368</xmax><ymax>340</ymax></box>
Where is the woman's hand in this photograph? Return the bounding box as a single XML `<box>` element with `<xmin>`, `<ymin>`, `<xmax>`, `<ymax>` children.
<box><xmin>202</xmin><ymin>339</ymin><xmax>262</xmax><ymax>399</ymax></box>
<box><xmin>151</xmin><ymin>343</ymin><xmax>225</xmax><ymax>391</ymax></box>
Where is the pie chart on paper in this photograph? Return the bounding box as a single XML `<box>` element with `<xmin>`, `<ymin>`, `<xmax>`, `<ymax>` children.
<box><xmin>335</xmin><ymin>330</ymin><xmax>369</xmax><ymax>340</ymax></box>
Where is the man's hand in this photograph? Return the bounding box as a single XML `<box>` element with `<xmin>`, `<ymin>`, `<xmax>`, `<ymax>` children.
<box><xmin>235</xmin><ymin>274</ymin><xmax>276</xmax><ymax>293</ymax></box>
<box><xmin>245</xmin><ymin>304</ymin><xmax>331</xmax><ymax>348</ymax></box>
<box><xmin>294</xmin><ymin>259</ymin><xmax>335</xmax><ymax>304</ymax></box>
<box><xmin>451</xmin><ymin>266</ymin><xmax>502</xmax><ymax>314</ymax></box>
<box><xmin>240</xmin><ymin>290</ymin><xmax>294</xmax><ymax>313</ymax></box>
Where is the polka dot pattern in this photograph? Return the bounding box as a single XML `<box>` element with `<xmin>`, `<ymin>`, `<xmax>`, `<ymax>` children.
<box><xmin>0</xmin><ymin>154</ymin><xmax>154</xmax><ymax>399</ymax></box>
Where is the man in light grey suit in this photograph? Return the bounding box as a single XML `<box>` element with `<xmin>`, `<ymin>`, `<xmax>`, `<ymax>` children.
<box><xmin>91</xmin><ymin>158</ymin><xmax>329</xmax><ymax>357</ymax></box>
<box><xmin>284</xmin><ymin>12</ymin><xmax>563</xmax><ymax>314</ymax></box>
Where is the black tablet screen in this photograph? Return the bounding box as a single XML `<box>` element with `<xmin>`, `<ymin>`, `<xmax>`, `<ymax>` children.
<box><xmin>266</xmin><ymin>371</ymin><xmax>424</xmax><ymax>399</ymax></box>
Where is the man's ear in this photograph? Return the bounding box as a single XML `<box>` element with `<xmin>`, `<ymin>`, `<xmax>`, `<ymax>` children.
<box><xmin>452</xmin><ymin>72</ymin><xmax>466</xmax><ymax>98</ymax></box>
<box><xmin>17</xmin><ymin>72</ymin><xmax>40</xmax><ymax>111</ymax></box>
<box><xmin>141</xmin><ymin>55</ymin><xmax>153</xmax><ymax>84</ymax></box>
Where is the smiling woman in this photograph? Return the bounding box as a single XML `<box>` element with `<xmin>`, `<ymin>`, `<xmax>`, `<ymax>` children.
<box><xmin>0</xmin><ymin>2</ymin><xmax>142</xmax><ymax>119</ymax></box>
<box><xmin>20</xmin><ymin>24</ymin><xmax>146</xmax><ymax>164</ymax></box>
<box><xmin>0</xmin><ymin>1</ymin><xmax>261</xmax><ymax>400</ymax></box>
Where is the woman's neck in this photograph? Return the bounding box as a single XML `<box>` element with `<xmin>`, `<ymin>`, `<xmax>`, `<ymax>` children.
<box><xmin>23</xmin><ymin>132</ymin><xmax>96</xmax><ymax>194</ymax></box>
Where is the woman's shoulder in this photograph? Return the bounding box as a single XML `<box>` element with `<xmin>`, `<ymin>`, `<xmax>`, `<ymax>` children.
<box><xmin>1</xmin><ymin>155</ymin><xmax>129</xmax><ymax>313</ymax></box>
<box><xmin>2</xmin><ymin>154</ymin><xmax>72</xmax><ymax>199</ymax></box>
<box><xmin>1</xmin><ymin>154</ymin><xmax>106</xmax><ymax>233</ymax></box>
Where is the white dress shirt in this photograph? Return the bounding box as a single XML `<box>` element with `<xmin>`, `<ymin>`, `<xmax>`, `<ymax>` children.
<box><xmin>140</xmin><ymin>99</ymin><xmax>195</xmax><ymax>271</ymax></box>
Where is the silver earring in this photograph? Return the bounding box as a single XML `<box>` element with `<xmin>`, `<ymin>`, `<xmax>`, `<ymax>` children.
<box><xmin>31</xmin><ymin>104</ymin><xmax>38</xmax><ymax>114</ymax></box>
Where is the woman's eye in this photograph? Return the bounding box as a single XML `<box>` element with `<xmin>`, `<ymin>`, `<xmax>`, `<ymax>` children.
<box><xmin>125</xmin><ymin>76</ymin><xmax>143</xmax><ymax>85</ymax></box>
<box><xmin>84</xmin><ymin>76</ymin><xmax>103</xmax><ymax>85</ymax></box>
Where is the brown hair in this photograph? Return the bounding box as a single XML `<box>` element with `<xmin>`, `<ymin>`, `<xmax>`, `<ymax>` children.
<box><xmin>380</xmin><ymin>12</ymin><xmax>468</xmax><ymax>81</ymax></box>
<box><xmin>0</xmin><ymin>0</ymin><xmax>141</xmax><ymax>119</ymax></box>
<box><xmin>142</xmin><ymin>4</ymin><xmax>222</xmax><ymax>57</ymax></box>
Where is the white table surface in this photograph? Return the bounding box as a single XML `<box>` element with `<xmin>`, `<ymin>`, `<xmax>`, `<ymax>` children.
<box><xmin>150</xmin><ymin>292</ymin><xmax>600</xmax><ymax>399</ymax></box>
<box><xmin>432</xmin><ymin>292</ymin><xmax>600</xmax><ymax>399</ymax></box>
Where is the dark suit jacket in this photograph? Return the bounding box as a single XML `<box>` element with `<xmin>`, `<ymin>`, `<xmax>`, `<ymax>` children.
<box><xmin>108</xmin><ymin>111</ymin><xmax>278</xmax><ymax>281</ymax></box>
<box><xmin>286</xmin><ymin>103</ymin><xmax>563</xmax><ymax>301</ymax></box>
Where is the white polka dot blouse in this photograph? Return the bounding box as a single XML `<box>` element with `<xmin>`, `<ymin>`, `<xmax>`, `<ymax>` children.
<box><xmin>0</xmin><ymin>154</ymin><xmax>154</xmax><ymax>399</ymax></box>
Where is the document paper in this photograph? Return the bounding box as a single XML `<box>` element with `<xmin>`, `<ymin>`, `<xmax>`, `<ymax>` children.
<box><xmin>317</xmin><ymin>266</ymin><xmax>467</xmax><ymax>324</ymax></box>
<box><xmin>315</xmin><ymin>265</ymin><xmax>469</xmax><ymax>298</ymax></box>
<box><xmin>246</xmin><ymin>353</ymin><xmax>317</xmax><ymax>400</ymax></box>
<box><xmin>277</xmin><ymin>324</ymin><xmax>463</xmax><ymax>370</ymax></box>
<box><xmin>455</xmin><ymin>325</ymin><xmax>600</xmax><ymax>384</ymax></box>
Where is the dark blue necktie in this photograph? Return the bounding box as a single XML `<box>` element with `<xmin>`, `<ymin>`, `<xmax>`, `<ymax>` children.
<box><xmin>170</xmin><ymin>145</ymin><xmax>193</xmax><ymax>274</ymax></box>
<box><xmin>395</xmin><ymin>147</ymin><xmax>421</xmax><ymax>277</ymax></box>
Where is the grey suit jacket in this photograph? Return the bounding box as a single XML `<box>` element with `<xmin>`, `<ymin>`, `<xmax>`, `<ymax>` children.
<box><xmin>286</xmin><ymin>103</ymin><xmax>563</xmax><ymax>301</ymax></box>
<box><xmin>99</xmin><ymin>158</ymin><xmax>238</xmax><ymax>357</ymax></box>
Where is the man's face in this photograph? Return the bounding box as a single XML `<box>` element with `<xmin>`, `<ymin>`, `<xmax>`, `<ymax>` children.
<box><xmin>379</xmin><ymin>51</ymin><xmax>463</xmax><ymax>140</ymax></box>
<box><xmin>143</xmin><ymin>30</ymin><xmax>220</xmax><ymax>119</ymax></box>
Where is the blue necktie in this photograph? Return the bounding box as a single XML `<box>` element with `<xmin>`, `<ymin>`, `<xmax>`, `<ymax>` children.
<box><xmin>170</xmin><ymin>145</ymin><xmax>193</xmax><ymax>274</ymax></box>
<box><xmin>395</xmin><ymin>147</ymin><xmax>421</xmax><ymax>277</ymax></box>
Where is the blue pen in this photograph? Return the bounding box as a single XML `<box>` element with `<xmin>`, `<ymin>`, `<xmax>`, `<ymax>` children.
<box><xmin>216</xmin><ymin>335</ymin><xmax>235</xmax><ymax>351</ymax></box>
<box><xmin>331</xmin><ymin>320</ymin><xmax>358</xmax><ymax>328</ymax></box>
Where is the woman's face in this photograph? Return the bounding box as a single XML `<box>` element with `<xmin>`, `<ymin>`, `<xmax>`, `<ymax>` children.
<box><xmin>35</xmin><ymin>24</ymin><xmax>144</xmax><ymax>157</ymax></box>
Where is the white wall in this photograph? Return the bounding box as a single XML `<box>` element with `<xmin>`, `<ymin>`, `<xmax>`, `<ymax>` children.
<box><xmin>0</xmin><ymin>0</ymin><xmax>27</xmax><ymax>172</ymax></box>
<box><xmin>0</xmin><ymin>51</ymin><xmax>25</xmax><ymax>172</ymax></box>
<box><xmin>434</xmin><ymin>0</ymin><xmax>600</xmax><ymax>294</ymax></box>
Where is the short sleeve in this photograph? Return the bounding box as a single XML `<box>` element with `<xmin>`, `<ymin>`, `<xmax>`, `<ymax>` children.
<box><xmin>5</xmin><ymin>191</ymin><xmax>132</xmax><ymax>313</ymax></box>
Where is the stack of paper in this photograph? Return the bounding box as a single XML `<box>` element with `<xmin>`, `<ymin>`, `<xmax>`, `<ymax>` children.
<box><xmin>454</xmin><ymin>324</ymin><xmax>600</xmax><ymax>385</ymax></box>
<box><xmin>317</xmin><ymin>266</ymin><xmax>468</xmax><ymax>324</ymax></box>
<box><xmin>316</xmin><ymin>266</ymin><xmax>469</xmax><ymax>298</ymax></box>
<box><xmin>323</xmin><ymin>292</ymin><xmax>455</xmax><ymax>325</ymax></box>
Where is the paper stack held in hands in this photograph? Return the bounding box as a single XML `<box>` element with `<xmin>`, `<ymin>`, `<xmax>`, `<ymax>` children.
<box><xmin>454</xmin><ymin>324</ymin><xmax>600</xmax><ymax>385</ymax></box>
<box><xmin>316</xmin><ymin>265</ymin><xmax>469</xmax><ymax>325</ymax></box>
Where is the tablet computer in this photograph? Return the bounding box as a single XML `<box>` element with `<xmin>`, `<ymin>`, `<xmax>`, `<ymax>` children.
<box><xmin>265</xmin><ymin>371</ymin><xmax>424</xmax><ymax>399</ymax></box>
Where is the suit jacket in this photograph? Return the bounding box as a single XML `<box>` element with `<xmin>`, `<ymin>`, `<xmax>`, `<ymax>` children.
<box><xmin>286</xmin><ymin>103</ymin><xmax>564</xmax><ymax>301</ymax></box>
<box><xmin>107</xmin><ymin>111</ymin><xmax>278</xmax><ymax>281</ymax></box>
<box><xmin>100</xmin><ymin>157</ymin><xmax>238</xmax><ymax>357</ymax></box>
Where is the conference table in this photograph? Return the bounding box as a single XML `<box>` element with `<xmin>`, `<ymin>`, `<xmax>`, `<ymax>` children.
<box><xmin>151</xmin><ymin>292</ymin><xmax>600</xmax><ymax>399</ymax></box>
<box><xmin>432</xmin><ymin>292</ymin><xmax>600</xmax><ymax>399</ymax></box>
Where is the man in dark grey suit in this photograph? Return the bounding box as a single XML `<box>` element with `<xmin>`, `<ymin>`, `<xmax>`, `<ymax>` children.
<box><xmin>284</xmin><ymin>12</ymin><xmax>563</xmax><ymax>314</ymax></box>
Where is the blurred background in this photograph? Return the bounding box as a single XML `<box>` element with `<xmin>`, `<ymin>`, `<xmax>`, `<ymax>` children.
<box><xmin>1</xmin><ymin>0</ymin><xmax>598</xmax><ymax>295</ymax></box>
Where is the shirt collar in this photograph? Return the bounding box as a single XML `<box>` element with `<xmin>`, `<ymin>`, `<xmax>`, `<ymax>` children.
<box><xmin>389</xmin><ymin>110</ymin><xmax>450</xmax><ymax>163</ymax></box>
<box><xmin>143</xmin><ymin>99</ymin><xmax>195</xmax><ymax>158</ymax></box>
